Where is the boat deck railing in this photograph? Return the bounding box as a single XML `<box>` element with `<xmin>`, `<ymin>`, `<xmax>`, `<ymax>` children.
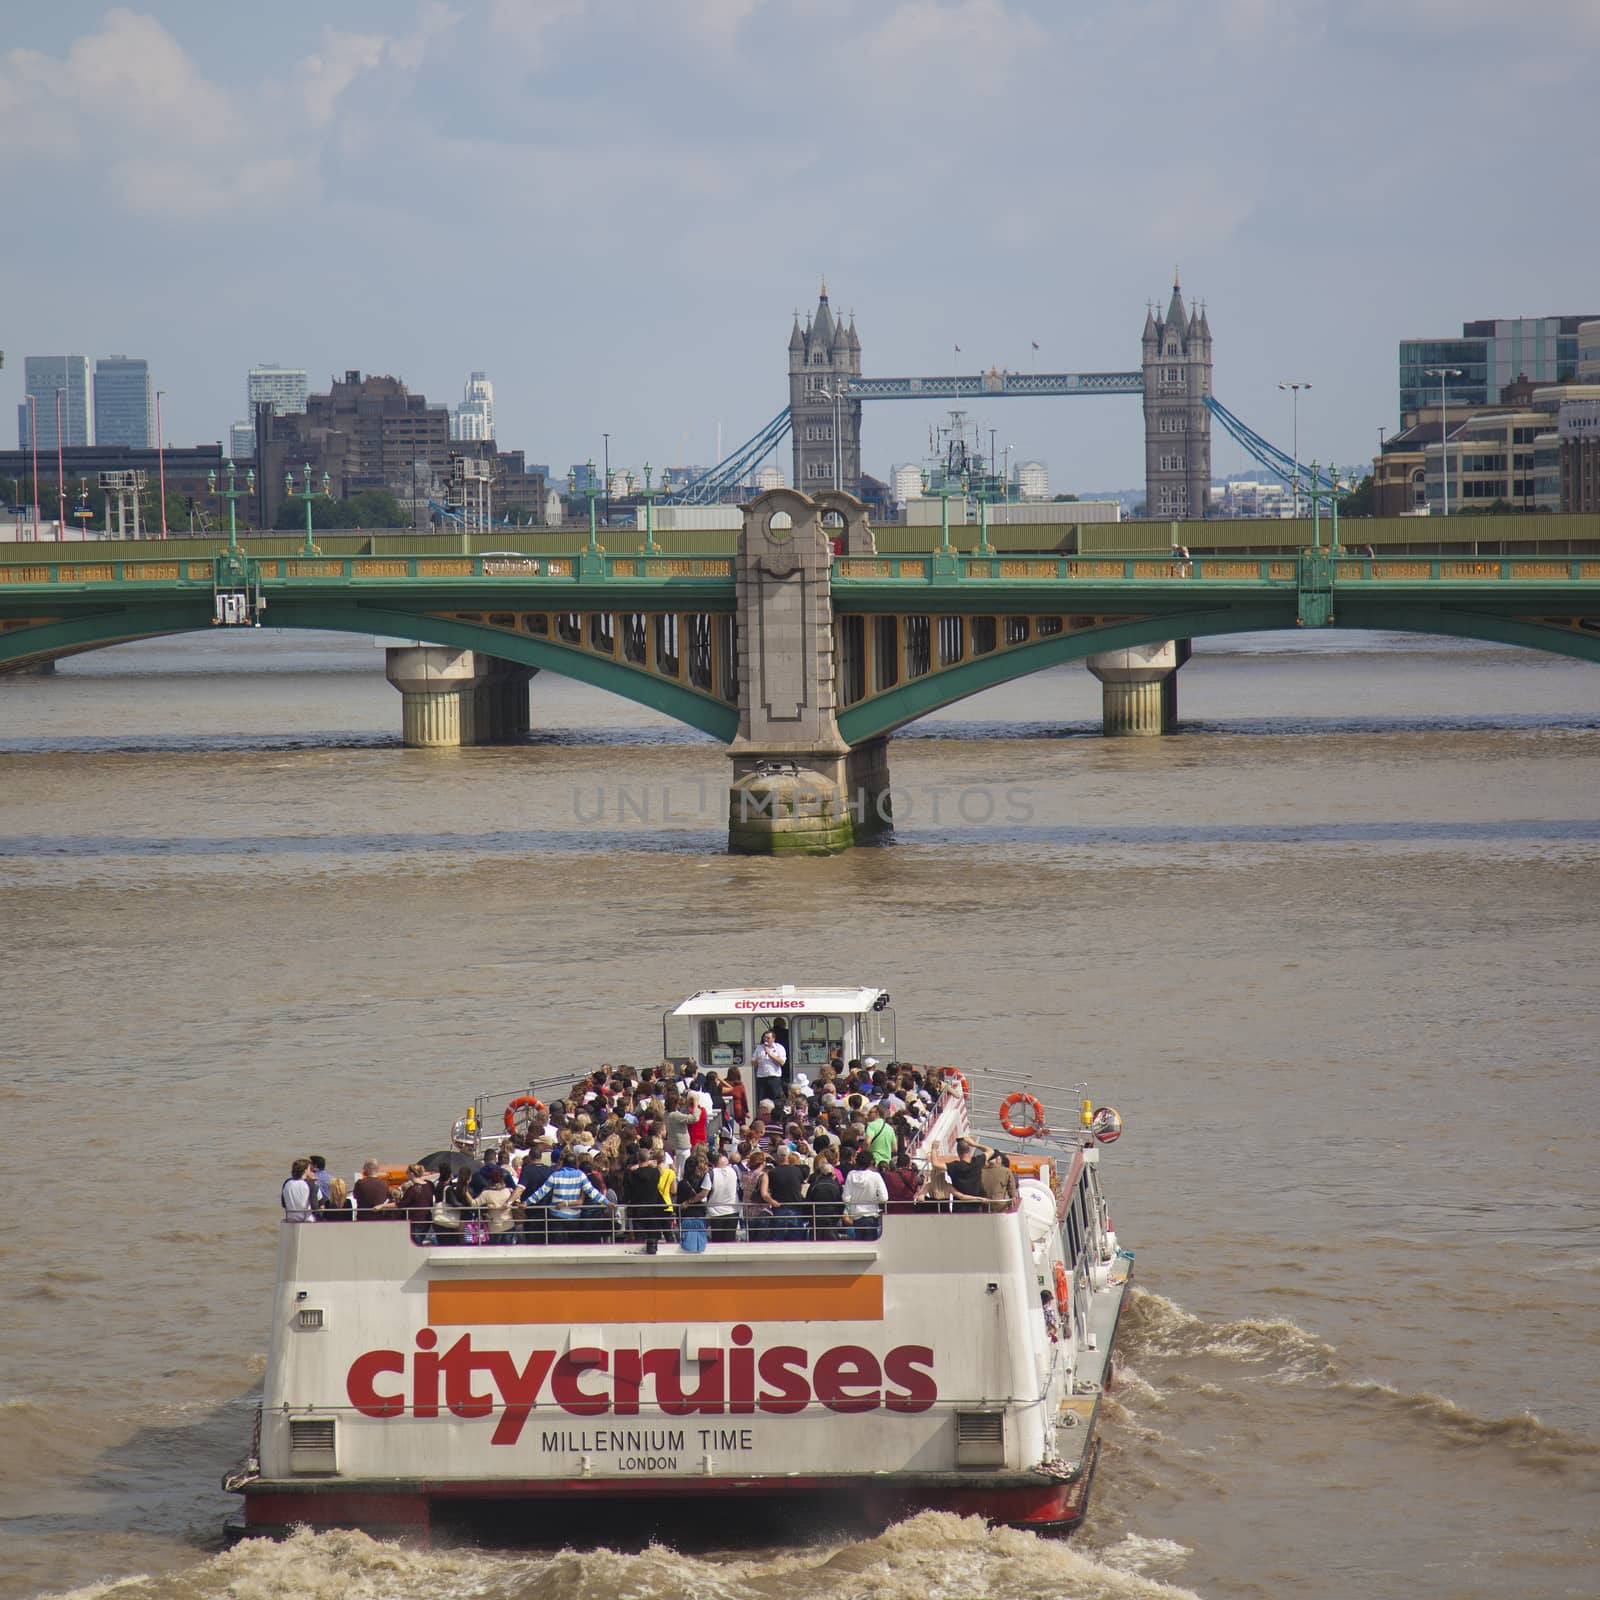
<box><xmin>300</xmin><ymin>1195</ymin><xmax>1019</xmax><ymax>1246</ymax></box>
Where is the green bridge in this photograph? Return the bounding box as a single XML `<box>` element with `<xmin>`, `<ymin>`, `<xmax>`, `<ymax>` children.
<box><xmin>3</xmin><ymin>489</ymin><xmax>1598</xmax><ymax>851</ymax></box>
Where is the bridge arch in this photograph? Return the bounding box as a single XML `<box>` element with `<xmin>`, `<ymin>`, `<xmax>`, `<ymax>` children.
<box><xmin>0</xmin><ymin>600</ymin><xmax>740</xmax><ymax>742</ymax></box>
<box><xmin>835</xmin><ymin>605</ymin><xmax>1600</xmax><ymax>746</ymax></box>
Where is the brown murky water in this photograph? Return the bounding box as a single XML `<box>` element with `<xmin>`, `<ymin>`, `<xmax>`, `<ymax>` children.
<box><xmin>1</xmin><ymin>629</ymin><xmax>1597</xmax><ymax>1600</ymax></box>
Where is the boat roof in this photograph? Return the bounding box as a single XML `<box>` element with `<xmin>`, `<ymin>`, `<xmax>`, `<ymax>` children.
<box><xmin>669</xmin><ymin>986</ymin><xmax>887</xmax><ymax>1017</ymax></box>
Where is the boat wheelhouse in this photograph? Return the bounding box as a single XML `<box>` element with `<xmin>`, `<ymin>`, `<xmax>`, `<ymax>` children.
<box><xmin>229</xmin><ymin>987</ymin><xmax>1131</xmax><ymax>1541</ymax></box>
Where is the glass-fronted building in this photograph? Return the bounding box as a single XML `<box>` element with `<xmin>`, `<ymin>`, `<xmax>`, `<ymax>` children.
<box><xmin>1399</xmin><ymin>317</ymin><xmax>1597</xmax><ymax>426</ymax></box>
<box><xmin>94</xmin><ymin>356</ymin><xmax>154</xmax><ymax>448</ymax></box>
<box><xmin>17</xmin><ymin>356</ymin><xmax>93</xmax><ymax>448</ymax></box>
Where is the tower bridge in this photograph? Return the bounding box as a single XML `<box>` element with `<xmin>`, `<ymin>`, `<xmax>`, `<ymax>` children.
<box><xmin>674</xmin><ymin>279</ymin><xmax>1214</xmax><ymax>514</ymax></box>
<box><xmin>3</xmin><ymin>494</ymin><xmax>1599</xmax><ymax>854</ymax></box>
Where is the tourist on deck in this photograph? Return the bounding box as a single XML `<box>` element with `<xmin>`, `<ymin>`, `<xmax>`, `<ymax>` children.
<box><xmin>866</xmin><ymin>1104</ymin><xmax>898</xmax><ymax>1166</ymax></box>
<box><xmin>805</xmin><ymin>1153</ymin><xmax>845</xmax><ymax>1240</ymax></box>
<box><xmin>397</xmin><ymin>1163</ymin><xmax>437</xmax><ymax>1243</ymax></box>
<box><xmin>322</xmin><ymin>1175</ymin><xmax>353</xmax><ymax>1220</ymax></box>
<box><xmin>742</xmin><ymin>1149</ymin><xmax>775</xmax><ymax>1239</ymax></box>
<box><xmin>882</xmin><ymin>1150</ymin><xmax>923</xmax><ymax>1213</ymax></box>
<box><xmin>515</xmin><ymin>1139</ymin><xmax>555</xmax><ymax>1243</ymax></box>
<box><xmin>307</xmin><ymin>1155</ymin><xmax>332</xmax><ymax>1206</ymax></box>
<box><xmin>842</xmin><ymin>1149</ymin><xmax>889</xmax><ymax>1240</ymax></box>
<box><xmin>981</xmin><ymin>1151</ymin><xmax>1020</xmax><ymax>1212</ymax></box>
<box><xmin>768</xmin><ymin>1150</ymin><xmax>808</xmax><ymax>1240</ymax></box>
<box><xmin>280</xmin><ymin>1158</ymin><xmax>316</xmax><ymax>1223</ymax></box>
<box><xmin>664</xmin><ymin>1092</ymin><xmax>695</xmax><ymax>1179</ymax></box>
<box><xmin>620</xmin><ymin>1145</ymin><xmax>661</xmax><ymax>1242</ymax></box>
<box><xmin>701</xmin><ymin>1153</ymin><xmax>741</xmax><ymax>1242</ymax></box>
<box><xmin>471</xmin><ymin>1171</ymin><xmax>518</xmax><ymax>1243</ymax></box>
<box><xmin>352</xmin><ymin>1160</ymin><xmax>394</xmax><ymax>1220</ymax></box>
<box><xmin>943</xmin><ymin>1139</ymin><xmax>990</xmax><ymax>1201</ymax></box>
<box><xmin>469</xmin><ymin>1147</ymin><xmax>511</xmax><ymax>1198</ymax></box>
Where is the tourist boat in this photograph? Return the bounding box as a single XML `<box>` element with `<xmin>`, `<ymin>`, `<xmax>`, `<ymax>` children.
<box><xmin>226</xmin><ymin>986</ymin><xmax>1131</xmax><ymax>1540</ymax></box>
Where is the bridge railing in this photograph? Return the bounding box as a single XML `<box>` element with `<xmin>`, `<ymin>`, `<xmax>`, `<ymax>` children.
<box><xmin>0</xmin><ymin>553</ymin><xmax>738</xmax><ymax>586</ymax></box>
<box><xmin>2</xmin><ymin>552</ymin><xmax>1598</xmax><ymax>589</ymax></box>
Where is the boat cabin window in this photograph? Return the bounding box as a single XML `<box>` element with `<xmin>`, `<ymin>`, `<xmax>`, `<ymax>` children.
<box><xmin>860</xmin><ymin>1007</ymin><xmax>896</xmax><ymax>1062</ymax></box>
<box><xmin>699</xmin><ymin>1017</ymin><xmax>746</xmax><ymax>1069</ymax></box>
<box><xmin>793</xmin><ymin>1015</ymin><xmax>844</xmax><ymax>1067</ymax></box>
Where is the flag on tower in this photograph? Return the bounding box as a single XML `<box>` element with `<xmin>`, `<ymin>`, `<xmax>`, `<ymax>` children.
<box><xmin>954</xmin><ymin>344</ymin><xmax>961</xmax><ymax>355</ymax></box>
<box><xmin>1032</xmin><ymin>341</ymin><xmax>1039</xmax><ymax>351</ymax></box>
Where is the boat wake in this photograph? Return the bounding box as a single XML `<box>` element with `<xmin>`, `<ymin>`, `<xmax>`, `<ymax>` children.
<box><xmin>31</xmin><ymin>1514</ymin><xmax>1204</xmax><ymax>1600</ymax></box>
<box><xmin>1116</xmin><ymin>1287</ymin><xmax>1597</xmax><ymax>1475</ymax></box>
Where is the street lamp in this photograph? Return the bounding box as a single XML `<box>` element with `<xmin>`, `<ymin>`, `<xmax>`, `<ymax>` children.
<box><xmin>286</xmin><ymin>462</ymin><xmax>330</xmax><ymax>556</ymax></box>
<box><xmin>54</xmin><ymin>388</ymin><xmax>67</xmax><ymax>542</ymax></box>
<box><xmin>1278</xmin><ymin>381</ymin><xmax>1311</xmax><ymax>517</ymax></box>
<box><xmin>602</xmin><ymin>433</ymin><xmax>611</xmax><ymax>526</ymax></box>
<box><xmin>26</xmin><ymin>394</ymin><xmax>39</xmax><ymax>541</ymax></box>
<box><xmin>567</xmin><ymin>460</ymin><xmax>601</xmax><ymax>555</ymax></box>
<box><xmin>155</xmin><ymin>389</ymin><xmax>168</xmax><ymax>539</ymax></box>
<box><xmin>1423</xmin><ymin>367</ymin><xmax>1463</xmax><ymax>517</ymax></box>
<box><xmin>818</xmin><ymin>385</ymin><xmax>845</xmax><ymax>490</ymax></box>
<box><xmin>636</xmin><ymin>462</ymin><xmax>671</xmax><ymax>555</ymax></box>
<box><xmin>207</xmin><ymin>458</ymin><xmax>254</xmax><ymax>553</ymax></box>
<box><xmin>1003</xmin><ymin>443</ymin><xmax>1014</xmax><ymax>502</ymax></box>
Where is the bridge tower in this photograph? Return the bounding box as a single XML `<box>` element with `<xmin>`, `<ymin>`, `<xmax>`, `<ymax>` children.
<box><xmin>1141</xmin><ymin>278</ymin><xmax>1213</xmax><ymax>519</ymax></box>
<box><xmin>789</xmin><ymin>280</ymin><xmax>862</xmax><ymax>497</ymax></box>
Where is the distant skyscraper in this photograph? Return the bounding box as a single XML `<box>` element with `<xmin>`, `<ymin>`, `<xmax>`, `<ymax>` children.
<box><xmin>451</xmin><ymin>371</ymin><xmax>495</xmax><ymax>441</ymax></box>
<box><xmin>1017</xmin><ymin>460</ymin><xmax>1050</xmax><ymax>500</ymax></box>
<box><xmin>229</xmin><ymin>422</ymin><xmax>257</xmax><ymax>461</ymax></box>
<box><xmin>893</xmin><ymin>463</ymin><xmax>924</xmax><ymax>503</ymax></box>
<box><xmin>94</xmin><ymin>356</ymin><xmax>154</xmax><ymax>447</ymax></box>
<box><xmin>17</xmin><ymin>356</ymin><xmax>93</xmax><ymax>448</ymax></box>
<box><xmin>248</xmin><ymin>364</ymin><xmax>308</xmax><ymax>416</ymax></box>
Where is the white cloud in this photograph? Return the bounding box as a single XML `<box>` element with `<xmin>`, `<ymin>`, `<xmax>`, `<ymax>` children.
<box><xmin>863</xmin><ymin>0</ymin><xmax>1047</xmax><ymax>91</ymax></box>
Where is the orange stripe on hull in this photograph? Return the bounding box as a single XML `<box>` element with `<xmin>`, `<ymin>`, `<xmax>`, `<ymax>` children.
<box><xmin>428</xmin><ymin>1273</ymin><xmax>883</xmax><ymax>1325</ymax></box>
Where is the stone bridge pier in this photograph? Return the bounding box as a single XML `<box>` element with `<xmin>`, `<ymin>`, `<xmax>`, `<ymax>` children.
<box><xmin>1086</xmin><ymin>639</ymin><xmax>1191</xmax><ymax>735</ymax></box>
<box><xmin>728</xmin><ymin>488</ymin><xmax>888</xmax><ymax>854</ymax></box>
<box><xmin>384</xmin><ymin>648</ymin><xmax>536</xmax><ymax>747</ymax></box>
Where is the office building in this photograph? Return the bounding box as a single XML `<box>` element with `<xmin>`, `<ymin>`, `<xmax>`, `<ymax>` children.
<box><xmin>451</xmin><ymin>372</ymin><xmax>495</xmax><ymax>442</ymax></box>
<box><xmin>249</xmin><ymin>364</ymin><xmax>308</xmax><ymax>416</ymax></box>
<box><xmin>252</xmin><ymin>370</ymin><xmax>453</xmax><ymax>526</ymax></box>
<box><xmin>17</xmin><ymin>356</ymin><xmax>93</xmax><ymax>449</ymax></box>
<box><xmin>94</xmin><ymin>356</ymin><xmax>154</xmax><ymax>447</ymax></box>
<box><xmin>1016</xmin><ymin>460</ymin><xmax>1050</xmax><ymax>501</ymax></box>
<box><xmin>1398</xmin><ymin>316</ymin><xmax>1598</xmax><ymax>426</ymax></box>
<box><xmin>229</xmin><ymin>422</ymin><xmax>257</xmax><ymax>462</ymax></box>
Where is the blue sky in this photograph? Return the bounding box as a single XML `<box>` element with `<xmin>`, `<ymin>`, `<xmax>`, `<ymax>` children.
<box><xmin>3</xmin><ymin>0</ymin><xmax>1596</xmax><ymax>493</ymax></box>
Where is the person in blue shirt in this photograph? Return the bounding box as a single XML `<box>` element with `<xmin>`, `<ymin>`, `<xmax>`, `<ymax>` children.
<box><xmin>526</xmin><ymin>1152</ymin><xmax>612</xmax><ymax>1244</ymax></box>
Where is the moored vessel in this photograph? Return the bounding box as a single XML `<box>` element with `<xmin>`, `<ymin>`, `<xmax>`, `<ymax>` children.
<box><xmin>228</xmin><ymin>987</ymin><xmax>1131</xmax><ymax>1540</ymax></box>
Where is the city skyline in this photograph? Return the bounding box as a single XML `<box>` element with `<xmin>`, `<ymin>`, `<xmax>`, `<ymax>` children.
<box><xmin>2</xmin><ymin>2</ymin><xmax>1595</xmax><ymax>495</ymax></box>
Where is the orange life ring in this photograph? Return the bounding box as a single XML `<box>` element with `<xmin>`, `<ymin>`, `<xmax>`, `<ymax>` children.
<box><xmin>503</xmin><ymin>1095</ymin><xmax>548</xmax><ymax>1136</ymax></box>
<box><xmin>999</xmin><ymin>1091</ymin><xmax>1046</xmax><ymax>1138</ymax></box>
<box><xmin>1053</xmin><ymin>1260</ymin><xmax>1070</xmax><ymax>1309</ymax></box>
<box><xmin>940</xmin><ymin>1069</ymin><xmax>970</xmax><ymax>1098</ymax></box>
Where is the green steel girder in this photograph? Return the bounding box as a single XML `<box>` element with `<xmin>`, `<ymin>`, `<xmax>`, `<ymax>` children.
<box><xmin>0</xmin><ymin>596</ymin><xmax>740</xmax><ymax>740</ymax></box>
<box><xmin>835</xmin><ymin>599</ymin><xmax>1600</xmax><ymax>745</ymax></box>
<box><xmin>836</xmin><ymin>604</ymin><xmax>1292</xmax><ymax>745</ymax></box>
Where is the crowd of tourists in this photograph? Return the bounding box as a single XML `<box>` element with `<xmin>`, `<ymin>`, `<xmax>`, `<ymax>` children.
<box><xmin>278</xmin><ymin>1048</ymin><xmax>1023</xmax><ymax>1245</ymax></box>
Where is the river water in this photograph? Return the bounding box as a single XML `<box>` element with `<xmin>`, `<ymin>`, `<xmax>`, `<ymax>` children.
<box><xmin>1</xmin><ymin>629</ymin><xmax>1596</xmax><ymax>1600</ymax></box>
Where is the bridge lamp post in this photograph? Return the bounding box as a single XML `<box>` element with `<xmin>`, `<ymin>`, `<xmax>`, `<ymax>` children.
<box><xmin>568</xmin><ymin>460</ymin><xmax>602</xmax><ymax>556</ymax></box>
<box><xmin>1424</xmin><ymin>367</ymin><xmax>1463</xmax><ymax>517</ymax></box>
<box><xmin>26</xmin><ymin>394</ymin><xmax>40</xmax><ymax>541</ymax></box>
<box><xmin>1278</xmin><ymin>381</ymin><xmax>1311</xmax><ymax>519</ymax></box>
<box><xmin>636</xmin><ymin>462</ymin><xmax>669</xmax><ymax>556</ymax></box>
<box><xmin>207</xmin><ymin>459</ymin><xmax>254</xmax><ymax>554</ymax></box>
<box><xmin>287</xmin><ymin>463</ymin><xmax>330</xmax><ymax>557</ymax></box>
<box><xmin>819</xmin><ymin>385</ymin><xmax>844</xmax><ymax>491</ymax></box>
<box><xmin>155</xmin><ymin>389</ymin><xmax>168</xmax><ymax>539</ymax></box>
<box><xmin>1003</xmin><ymin>443</ymin><xmax>1014</xmax><ymax>502</ymax></box>
<box><xmin>54</xmin><ymin>388</ymin><xmax>67</xmax><ymax>542</ymax></box>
